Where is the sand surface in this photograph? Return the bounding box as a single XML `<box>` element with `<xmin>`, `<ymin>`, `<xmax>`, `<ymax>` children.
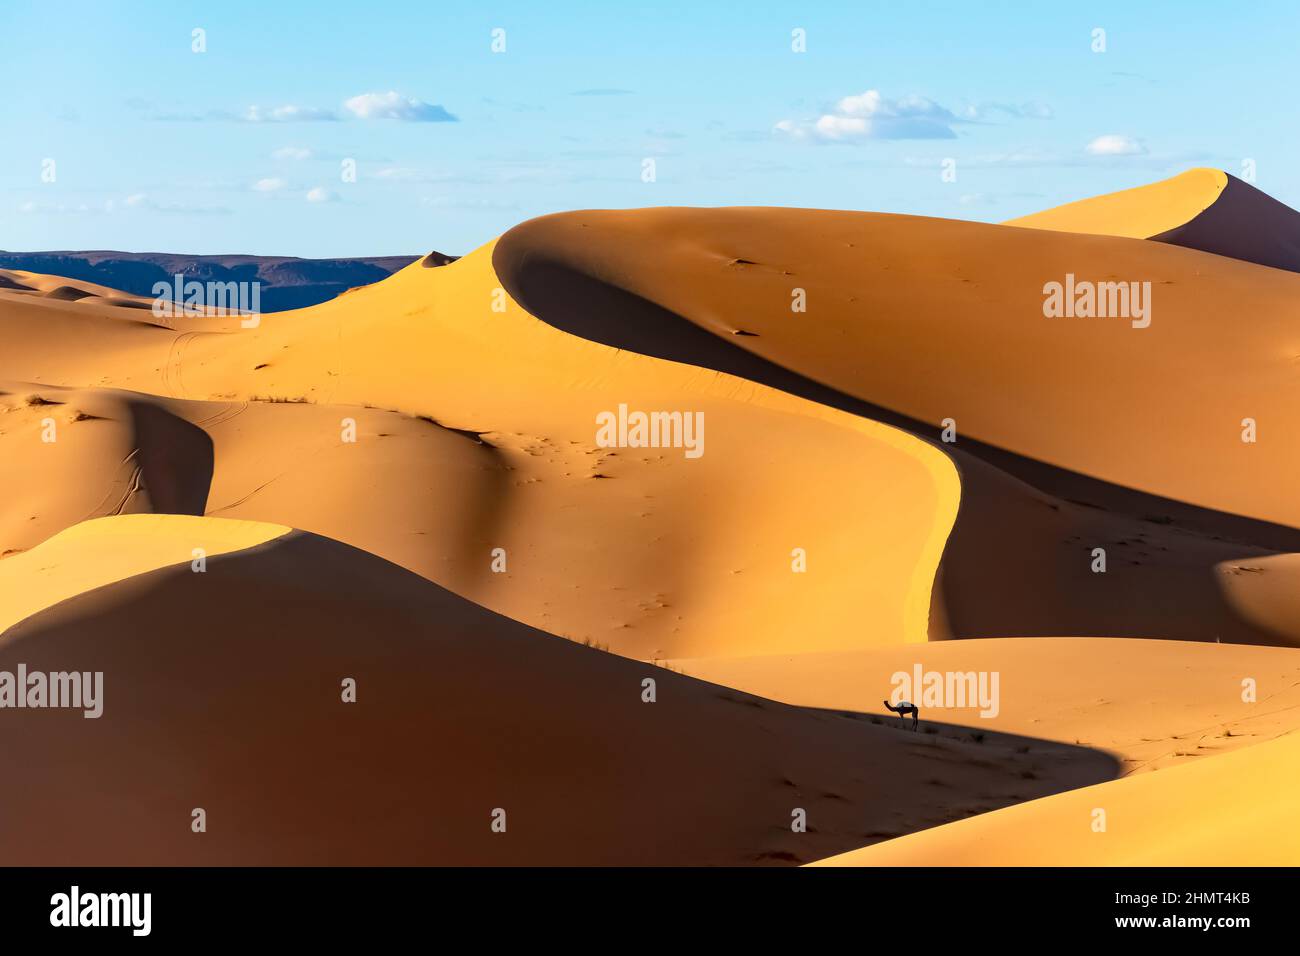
<box><xmin>3</xmin><ymin>168</ymin><xmax>1299</xmax><ymax>865</ymax></box>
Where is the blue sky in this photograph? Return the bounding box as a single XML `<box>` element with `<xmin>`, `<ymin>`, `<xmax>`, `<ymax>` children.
<box><xmin>3</xmin><ymin>1</ymin><xmax>1297</xmax><ymax>257</ymax></box>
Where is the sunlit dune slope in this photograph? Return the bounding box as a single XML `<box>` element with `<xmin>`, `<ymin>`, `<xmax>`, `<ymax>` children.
<box><xmin>0</xmin><ymin>515</ymin><xmax>288</xmax><ymax>634</ymax></box>
<box><xmin>10</xmin><ymin>201</ymin><xmax>1300</xmax><ymax>649</ymax></box>
<box><xmin>4</xmin><ymin>172</ymin><xmax>1300</xmax><ymax>870</ymax></box>
<box><xmin>494</xmin><ymin>205</ymin><xmax>1300</xmax><ymax>535</ymax></box>
<box><xmin>1004</xmin><ymin>168</ymin><xmax>1228</xmax><ymax>240</ymax></box>
<box><xmin>0</xmin><ymin>249</ymin><xmax>959</xmax><ymax>658</ymax></box>
<box><xmin>0</xmin><ymin>381</ymin><xmax>556</xmax><ymax>615</ymax></box>
<box><xmin>671</xmin><ymin>637</ymin><xmax>1300</xmax><ymax>777</ymax></box>
<box><xmin>0</xmin><ymin>267</ymin><xmax>156</xmax><ymax>304</ymax></box>
<box><xmin>493</xmin><ymin>204</ymin><xmax>1300</xmax><ymax>646</ymax></box>
<box><xmin>0</xmin><ymin>515</ymin><xmax>1115</xmax><ymax>865</ymax></box>
<box><xmin>809</xmin><ymin>725</ymin><xmax>1300</xmax><ymax>866</ymax></box>
<box><xmin>1005</xmin><ymin>168</ymin><xmax>1300</xmax><ymax>274</ymax></box>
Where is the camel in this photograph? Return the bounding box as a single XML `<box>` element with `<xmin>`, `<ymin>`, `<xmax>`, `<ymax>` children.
<box><xmin>883</xmin><ymin>699</ymin><xmax>919</xmax><ymax>731</ymax></box>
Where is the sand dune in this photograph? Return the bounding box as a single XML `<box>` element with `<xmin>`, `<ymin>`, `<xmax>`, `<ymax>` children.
<box><xmin>672</xmin><ymin>637</ymin><xmax>1300</xmax><ymax>778</ymax></box>
<box><xmin>0</xmin><ymin>246</ymin><xmax>960</xmax><ymax>660</ymax></box>
<box><xmin>0</xmin><ymin>515</ymin><xmax>289</xmax><ymax>635</ymax></box>
<box><xmin>494</xmin><ymin>206</ymin><xmax>1300</xmax><ymax>531</ymax></box>
<box><xmin>1004</xmin><ymin>168</ymin><xmax>1229</xmax><ymax>240</ymax></box>
<box><xmin>1006</xmin><ymin>168</ymin><xmax>1300</xmax><ymax>274</ymax></box>
<box><xmin>3</xmin><ymin>168</ymin><xmax>1300</xmax><ymax>866</ymax></box>
<box><xmin>0</xmin><ymin>383</ymin><xmax>214</xmax><ymax>557</ymax></box>
<box><xmin>0</xmin><ymin>271</ymin><xmax>36</xmax><ymax>292</ymax></box>
<box><xmin>0</xmin><ymin>267</ymin><xmax>158</xmax><ymax>302</ymax></box>
<box><xmin>0</xmin><ymin>380</ymin><xmax>535</xmax><ymax>606</ymax></box>
<box><xmin>810</xmin><ymin>727</ymin><xmax>1300</xmax><ymax>866</ymax></box>
<box><xmin>0</xmin><ymin>251</ymin><xmax>421</xmax><ymax>312</ymax></box>
<box><xmin>0</xmin><ymin>515</ymin><xmax>1114</xmax><ymax>865</ymax></box>
<box><xmin>932</xmin><ymin>451</ymin><xmax>1300</xmax><ymax>646</ymax></box>
<box><xmin>493</xmin><ymin>204</ymin><xmax>1300</xmax><ymax>646</ymax></box>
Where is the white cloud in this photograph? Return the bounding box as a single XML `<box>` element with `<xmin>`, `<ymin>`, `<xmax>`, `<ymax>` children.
<box><xmin>343</xmin><ymin>91</ymin><xmax>457</xmax><ymax>122</ymax></box>
<box><xmin>777</xmin><ymin>89</ymin><xmax>959</xmax><ymax>141</ymax></box>
<box><xmin>305</xmin><ymin>187</ymin><xmax>339</xmax><ymax>203</ymax></box>
<box><xmin>813</xmin><ymin>114</ymin><xmax>870</xmax><ymax>140</ymax></box>
<box><xmin>1085</xmin><ymin>134</ymin><xmax>1147</xmax><ymax>156</ymax></box>
<box><xmin>272</xmin><ymin>147</ymin><xmax>314</xmax><ymax>160</ymax></box>
<box><xmin>253</xmin><ymin>177</ymin><xmax>287</xmax><ymax>192</ymax></box>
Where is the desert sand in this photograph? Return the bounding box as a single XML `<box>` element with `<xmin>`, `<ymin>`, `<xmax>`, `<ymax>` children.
<box><xmin>3</xmin><ymin>168</ymin><xmax>1299</xmax><ymax>866</ymax></box>
<box><xmin>1006</xmin><ymin>168</ymin><xmax>1300</xmax><ymax>274</ymax></box>
<box><xmin>0</xmin><ymin>514</ymin><xmax>1114</xmax><ymax>865</ymax></box>
<box><xmin>810</xmin><ymin>727</ymin><xmax>1300</xmax><ymax>866</ymax></box>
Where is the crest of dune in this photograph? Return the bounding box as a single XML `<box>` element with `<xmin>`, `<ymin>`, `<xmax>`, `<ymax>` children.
<box><xmin>0</xmin><ymin>514</ymin><xmax>1114</xmax><ymax>865</ymax></box>
<box><xmin>5</xmin><ymin>167</ymin><xmax>1300</xmax><ymax>866</ymax></box>
<box><xmin>0</xmin><ymin>246</ymin><xmax>960</xmax><ymax>659</ymax></box>
<box><xmin>1004</xmin><ymin>167</ymin><xmax>1229</xmax><ymax>239</ymax></box>
<box><xmin>1005</xmin><ymin>167</ymin><xmax>1300</xmax><ymax>273</ymax></box>
<box><xmin>0</xmin><ymin>514</ymin><xmax>289</xmax><ymax>637</ymax></box>
<box><xmin>809</xmin><ymin>727</ymin><xmax>1300</xmax><ymax>866</ymax></box>
<box><xmin>490</xmin><ymin>201</ymin><xmax>1300</xmax><ymax>648</ymax></box>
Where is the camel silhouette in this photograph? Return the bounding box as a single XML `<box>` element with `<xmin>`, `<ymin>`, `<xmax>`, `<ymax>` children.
<box><xmin>883</xmin><ymin>699</ymin><xmax>919</xmax><ymax>731</ymax></box>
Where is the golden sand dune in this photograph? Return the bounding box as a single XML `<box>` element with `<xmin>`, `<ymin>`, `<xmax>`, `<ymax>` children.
<box><xmin>0</xmin><ymin>246</ymin><xmax>959</xmax><ymax>659</ymax></box>
<box><xmin>0</xmin><ymin>515</ymin><xmax>1114</xmax><ymax>865</ymax></box>
<box><xmin>494</xmin><ymin>205</ymin><xmax>1300</xmax><ymax>531</ymax></box>
<box><xmin>672</xmin><ymin>637</ymin><xmax>1300</xmax><ymax>777</ymax></box>
<box><xmin>0</xmin><ymin>383</ymin><xmax>214</xmax><ymax>555</ymax></box>
<box><xmin>810</xmin><ymin>726</ymin><xmax>1300</xmax><ymax>866</ymax></box>
<box><xmin>0</xmin><ymin>268</ymin><xmax>155</xmax><ymax>307</ymax></box>
<box><xmin>1005</xmin><ymin>168</ymin><xmax>1300</xmax><ymax>274</ymax></box>
<box><xmin>0</xmin><ymin>380</ymin><xmax>560</xmax><ymax>617</ymax></box>
<box><xmin>494</xmin><ymin>205</ymin><xmax>1300</xmax><ymax>646</ymax></box>
<box><xmin>933</xmin><ymin>451</ymin><xmax>1300</xmax><ymax>646</ymax></box>
<box><xmin>4</xmin><ymin>168</ymin><xmax>1300</xmax><ymax>866</ymax></box>
<box><xmin>1004</xmin><ymin>168</ymin><xmax>1229</xmax><ymax>240</ymax></box>
<box><xmin>0</xmin><ymin>515</ymin><xmax>289</xmax><ymax>635</ymax></box>
<box><xmin>0</xmin><ymin>271</ymin><xmax>36</xmax><ymax>292</ymax></box>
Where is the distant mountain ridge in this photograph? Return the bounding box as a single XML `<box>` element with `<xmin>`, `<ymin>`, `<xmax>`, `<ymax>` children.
<box><xmin>0</xmin><ymin>249</ymin><xmax>448</xmax><ymax>312</ymax></box>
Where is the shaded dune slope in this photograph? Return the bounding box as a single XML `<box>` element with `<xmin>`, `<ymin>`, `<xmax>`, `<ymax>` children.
<box><xmin>1005</xmin><ymin>168</ymin><xmax>1300</xmax><ymax>274</ymax></box>
<box><xmin>0</xmin><ymin>382</ymin><xmax>508</xmax><ymax>583</ymax></box>
<box><xmin>495</xmin><ymin>209</ymin><xmax>1300</xmax><ymax>646</ymax></box>
<box><xmin>672</xmin><ymin>637</ymin><xmax>1300</xmax><ymax>779</ymax></box>
<box><xmin>0</xmin><ymin>515</ymin><xmax>289</xmax><ymax>633</ymax></box>
<box><xmin>0</xmin><ymin>383</ymin><xmax>214</xmax><ymax>555</ymax></box>
<box><xmin>0</xmin><ymin>249</ymin><xmax>960</xmax><ymax>659</ymax></box>
<box><xmin>0</xmin><ymin>515</ymin><xmax>1116</xmax><ymax>865</ymax></box>
<box><xmin>494</xmin><ymin>207</ymin><xmax>1300</xmax><ymax>529</ymax></box>
<box><xmin>811</xmin><ymin>726</ymin><xmax>1300</xmax><ymax>866</ymax></box>
<box><xmin>3</xmin><ymin>171</ymin><xmax>1300</xmax><ymax>868</ymax></box>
